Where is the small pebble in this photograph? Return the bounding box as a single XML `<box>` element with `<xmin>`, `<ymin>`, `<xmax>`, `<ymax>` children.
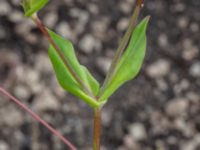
<box><xmin>56</xmin><ymin>22</ymin><xmax>75</xmax><ymax>40</ymax></box>
<box><xmin>158</xmin><ymin>34</ymin><xmax>168</xmax><ymax>47</ymax></box>
<box><xmin>79</xmin><ymin>34</ymin><xmax>96</xmax><ymax>54</ymax></box>
<box><xmin>0</xmin><ymin>106</ymin><xmax>23</xmax><ymax>127</ymax></box>
<box><xmin>178</xmin><ymin>17</ymin><xmax>189</xmax><ymax>29</ymax></box>
<box><xmin>147</xmin><ymin>59</ymin><xmax>171</xmax><ymax>78</ymax></box>
<box><xmin>165</xmin><ymin>98</ymin><xmax>188</xmax><ymax>117</ymax></box>
<box><xmin>96</xmin><ymin>57</ymin><xmax>112</xmax><ymax>75</ymax></box>
<box><xmin>182</xmin><ymin>46</ymin><xmax>199</xmax><ymax>61</ymax></box>
<box><xmin>0</xmin><ymin>1</ymin><xmax>11</xmax><ymax>15</ymax></box>
<box><xmin>117</xmin><ymin>18</ymin><xmax>129</xmax><ymax>31</ymax></box>
<box><xmin>190</xmin><ymin>23</ymin><xmax>199</xmax><ymax>32</ymax></box>
<box><xmin>8</xmin><ymin>11</ymin><xmax>23</xmax><ymax>23</ymax></box>
<box><xmin>33</xmin><ymin>90</ymin><xmax>61</xmax><ymax>112</ymax></box>
<box><xmin>189</xmin><ymin>62</ymin><xmax>200</xmax><ymax>77</ymax></box>
<box><xmin>14</xmin><ymin>84</ymin><xmax>31</xmax><ymax>100</ymax></box>
<box><xmin>0</xmin><ymin>141</ymin><xmax>9</xmax><ymax>150</ymax></box>
<box><xmin>43</xmin><ymin>12</ymin><xmax>58</xmax><ymax>28</ymax></box>
<box><xmin>129</xmin><ymin>123</ymin><xmax>147</xmax><ymax>141</ymax></box>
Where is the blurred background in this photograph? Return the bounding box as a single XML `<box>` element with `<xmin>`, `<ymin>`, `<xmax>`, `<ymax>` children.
<box><xmin>0</xmin><ymin>0</ymin><xmax>200</xmax><ymax>149</ymax></box>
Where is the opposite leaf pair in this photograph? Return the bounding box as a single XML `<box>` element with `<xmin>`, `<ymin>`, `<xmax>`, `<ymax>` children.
<box><xmin>21</xmin><ymin>0</ymin><xmax>149</xmax><ymax>108</ymax></box>
<box><xmin>48</xmin><ymin>18</ymin><xmax>149</xmax><ymax>108</ymax></box>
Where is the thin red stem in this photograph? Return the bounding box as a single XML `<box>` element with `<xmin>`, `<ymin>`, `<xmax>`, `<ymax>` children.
<box><xmin>0</xmin><ymin>87</ymin><xmax>77</xmax><ymax>150</ymax></box>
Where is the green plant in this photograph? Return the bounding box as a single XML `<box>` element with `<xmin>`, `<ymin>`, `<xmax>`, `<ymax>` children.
<box><xmin>0</xmin><ymin>0</ymin><xmax>149</xmax><ymax>149</ymax></box>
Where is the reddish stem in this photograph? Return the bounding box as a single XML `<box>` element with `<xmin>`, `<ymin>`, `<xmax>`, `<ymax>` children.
<box><xmin>0</xmin><ymin>87</ymin><xmax>77</xmax><ymax>150</ymax></box>
<box><xmin>93</xmin><ymin>108</ymin><xmax>101</xmax><ymax>150</ymax></box>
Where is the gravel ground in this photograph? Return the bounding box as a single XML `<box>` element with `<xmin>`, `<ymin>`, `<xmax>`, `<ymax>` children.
<box><xmin>0</xmin><ymin>0</ymin><xmax>200</xmax><ymax>150</ymax></box>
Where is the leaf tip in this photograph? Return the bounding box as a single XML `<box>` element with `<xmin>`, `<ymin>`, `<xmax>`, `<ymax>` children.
<box><xmin>140</xmin><ymin>16</ymin><xmax>150</xmax><ymax>30</ymax></box>
<box><xmin>145</xmin><ymin>15</ymin><xmax>151</xmax><ymax>22</ymax></box>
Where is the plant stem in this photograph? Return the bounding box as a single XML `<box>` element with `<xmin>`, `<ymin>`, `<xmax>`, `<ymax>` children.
<box><xmin>0</xmin><ymin>87</ymin><xmax>77</xmax><ymax>150</ymax></box>
<box><xmin>31</xmin><ymin>14</ymin><xmax>94</xmax><ymax>97</ymax></box>
<box><xmin>98</xmin><ymin>0</ymin><xmax>144</xmax><ymax>97</ymax></box>
<box><xmin>136</xmin><ymin>0</ymin><xmax>144</xmax><ymax>8</ymax></box>
<box><xmin>93</xmin><ymin>108</ymin><xmax>101</xmax><ymax>150</ymax></box>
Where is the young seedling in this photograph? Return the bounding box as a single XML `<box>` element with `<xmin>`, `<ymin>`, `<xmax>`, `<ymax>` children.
<box><xmin>0</xmin><ymin>0</ymin><xmax>149</xmax><ymax>149</ymax></box>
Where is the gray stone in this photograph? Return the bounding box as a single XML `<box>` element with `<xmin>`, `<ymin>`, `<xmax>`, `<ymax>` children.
<box><xmin>88</xmin><ymin>3</ymin><xmax>99</xmax><ymax>15</ymax></box>
<box><xmin>0</xmin><ymin>105</ymin><xmax>23</xmax><ymax>127</ymax></box>
<box><xmin>186</xmin><ymin>92</ymin><xmax>200</xmax><ymax>102</ymax></box>
<box><xmin>101</xmin><ymin>110</ymin><xmax>112</xmax><ymax>126</ymax></box>
<box><xmin>117</xmin><ymin>18</ymin><xmax>129</xmax><ymax>31</ymax></box>
<box><xmin>147</xmin><ymin>59</ymin><xmax>171</xmax><ymax>78</ymax></box>
<box><xmin>78</xmin><ymin>11</ymin><xmax>89</xmax><ymax>26</ymax></box>
<box><xmin>0</xmin><ymin>1</ymin><xmax>11</xmax><ymax>15</ymax></box>
<box><xmin>71</xmin><ymin>10</ymin><xmax>89</xmax><ymax>35</ymax></box>
<box><xmin>14</xmin><ymin>84</ymin><xmax>31</xmax><ymax>100</ymax></box>
<box><xmin>33</xmin><ymin>90</ymin><xmax>60</xmax><ymax>112</ymax></box>
<box><xmin>92</xmin><ymin>18</ymin><xmax>109</xmax><ymax>39</ymax></box>
<box><xmin>182</xmin><ymin>46</ymin><xmax>198</xmax><ymax>61</ymax></box>
<box><xmin>79</xmin><ymin>34</ymin><xmax>96</xmax><ymax>54</ymax></box>
<box><xmin>34</xmin><ymin>52</ymin><xmax>52</xmax><ymax>73</ymax></box>
<box><xmin>182</xmin><ymin>39</ymin><xmax>199</xmax><ymax>61</ymax></box>
<box><xmin>123</xmin><ymin>135</ymin><xmax>140</xmax><ymax>150</ymax></box>
<box><xmin>96</xmin><ymin>57</ymin><xmax>112</xmax><ymax>75</ymax></box>
<box><xmin>156</xmin><ymin>79</ymin><xmax>168</xmax><ymax>91</ymax></box>
<box><xmin>0</xmin><ymin>25</ymin><xmax>6</xmax><ymax>39</ymax></box>
<box><xmin>119</xmin><ymin>1</ymin><xmax>133</xmax><ymax>14</ymax></box>
<box><xmin>129</xmin><ymin>123</ymin><xmax>147</xmax><ymax>141</ymax></box>
<box><xmin>56</xmin><ymin>22</ymin><xmax>75</xmax><ymax>40</ymax></box>
<box><xmin>172</xmin><ymin>3</ymin><xmax>185</xmax><ymax>12</ymax></box>
<box><xmin>178</xmin><ymin>17</ymin><xmax>189</xmax><ymax>29</ymax></box>
<box><xmin>181</xmin><ymin>135</ymin><xmax>200</xmax><ymax>150</ymax></box>
<box><xmin>26</xmin><ymin>34</ymin><xmax>38</xmax><ymax>44</ymax></box>
<box><xmin>8</xmin><ymin>11</ymin><xmax>23</xmax><ymax>23</ymax></box>
<box><xmin>189</xmin><ymin>62</ymin><xmax>200</xmax><ymax>77</ymax></box>
<box><xmin>11</xmin><ymin>0</ymin><xmax>21</xmax><ymax>6</ymax></box>
<box><xmin>43</xmin><ymin>12</ymin><xmax>58</xmax><ymax>28</ymax></box>
<box><xmin>0</xmin><ymin>141</ymin><xmax>9</xmax><ymax>150</ymax></box>
<box><xmin>173</xmin><ymin>79</ymin><xmax>189</xmax><ymax>95</ymax></box>
<box><xmin>15</xmin><ymin>66</ymin><xmax>43</xmax><ymax>94</ymax></box>
<box><xmin>174</xmin><ymin>119</ymin><xmax>194</xmax><ymax>137</ymax></box>
<box><xmin>158</xmin><ymin>34</ymin><xmax>168</xmax><ymax>47</ymax></box>
<box><xmin>25</xmin><ymin>68</ymin><xmax>42</xmax><ymax>94</ymax></box>
<box><xmin>190</xmin><ymin>23</ymin><xmax>199</xmax><ymax>32</ymax></box>
<box><xmin>183</xmin><ymin>39</ymin><xmax>193</xmax><ymax>49</ymax></box>
<box><xmin>165</xmin><ymin>98</ymin><xmax>188</xmax><ymax>117</ymax></box>
<box><xmin>15</xmin><ymin>20</ymin><xmax>35</xmax><ymax>36</ymax></box>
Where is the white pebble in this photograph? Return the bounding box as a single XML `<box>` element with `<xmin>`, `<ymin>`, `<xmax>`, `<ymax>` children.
<box><xmin>190</xmin><ymin>62</ymin><xmax>200</xmax><ymax>77</ymax></box>
<box><xmin>147</xmin><ymin>59</ymin><xmax>171</xmax><ymax>78</ymax></box>
<box><xmin>129</xmin><ymin>123</ymin><xmax>147</xmax><ymax>141</ymax></box>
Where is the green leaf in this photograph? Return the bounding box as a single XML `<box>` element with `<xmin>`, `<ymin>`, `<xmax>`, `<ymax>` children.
<box><xmin>21</xmin><ymin>0</ymin><xmax>49</xmax><ymax>17</ymax></box>
<box><xmin>48</xmin><ymin>30</ymin><xmax>100</xmax><ymax>108</ymax></box>
<box><xmin>99</xmin><ymin>17</ymin><xmax>149</xmax><ymax>102</ymax></box>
